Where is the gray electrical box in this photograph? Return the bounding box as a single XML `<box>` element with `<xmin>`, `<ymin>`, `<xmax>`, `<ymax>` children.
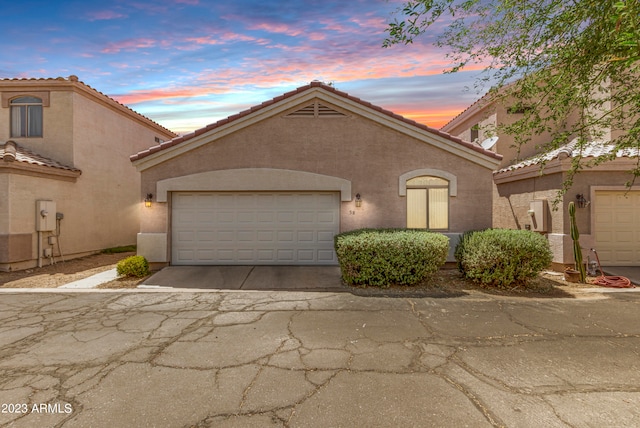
<box><xmin>36</xmin><ymin>200</ymin><xmax>57</xmax><ymax>231</ymax></box>
<box><xmin>528</xmin><ymin>199</ymin><xmax>548</xmax><ymax>232</ymax></box>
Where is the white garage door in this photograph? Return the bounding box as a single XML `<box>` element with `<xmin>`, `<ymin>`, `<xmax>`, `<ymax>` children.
<box><xmin>171</xmin><ymin>192</ymin><xmax>340</xmax><ymax>265</ymax></box>
<box><xmin>594</xmin><ymin>190</ymin><xmax>640</xmax><ymax>266</ymax></box>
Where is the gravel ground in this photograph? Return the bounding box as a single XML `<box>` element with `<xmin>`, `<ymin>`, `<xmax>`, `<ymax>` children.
<box><xmin>0</xmin><ymin>252</ymin><xmax>146</xmax><ymax>289</ymax></box>
<box><xmin>0</xmin><ymin>253</ymin><xmax>597</xmax><ymax>296</ymax></box>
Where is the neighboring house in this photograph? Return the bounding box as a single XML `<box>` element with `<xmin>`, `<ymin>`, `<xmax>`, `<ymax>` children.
<box><xmin>130</xmin><ymin>81</ymin><xmax>502</xmax><ymax>267</ymax></box>
<box><xmin>441</xmin><ymin>91</ymin><xmax>580</xmax><ymax>169</ymax></box>
<box><xmin>0</xmin><ymin>76</ymin><xmax>176</xmax><ymax>271</ymax></box>
<box><xmin>442</xmin><ymin>91</ymin><xmax>640</xmax><ymax>268</ymax></box>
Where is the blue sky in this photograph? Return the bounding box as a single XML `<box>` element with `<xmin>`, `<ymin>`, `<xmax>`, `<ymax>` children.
<box><xmin>1</xmin><ymin>0</ymin><xmax>487</xmax><ymax>133</ymax></box>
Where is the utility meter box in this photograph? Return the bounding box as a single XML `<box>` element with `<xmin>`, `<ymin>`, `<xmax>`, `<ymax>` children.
<box><xmin>528</xmin><ymin>199</ymin><xmax>548</xmax><ymax>232</ymax></box>
<box><xmin>36</xmin><ymin>200</ymin><xmax>57</xmax><ymax>232</ymax></box>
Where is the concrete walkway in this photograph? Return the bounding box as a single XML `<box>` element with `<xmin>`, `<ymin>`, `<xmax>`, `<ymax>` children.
<box><xmin>1</xmin><ymin>289</ymin><xmax>640</xmax><ymax>427</ymax></box>
<box><xmin>58</xmin><ymin>268</ymin><xmax>118</xmax><ymax>289</ymax></box>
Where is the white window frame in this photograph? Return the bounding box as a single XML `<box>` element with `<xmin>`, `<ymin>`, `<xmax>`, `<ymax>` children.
<box><xmin>10</xmin><ymin>96</ymin><xmax>43</xmax><ymax>138</ymax></box>
<box><xmin>406</xmin><ymin>176</ymin><xmax>450</xmax><ymax>231</ymax></box>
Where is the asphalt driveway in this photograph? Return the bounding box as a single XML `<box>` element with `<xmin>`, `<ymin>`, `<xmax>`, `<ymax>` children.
<box><xmin>1</xmin><ymin>289</ymin><xmax>640</xmax><ymax>427</ymax></box>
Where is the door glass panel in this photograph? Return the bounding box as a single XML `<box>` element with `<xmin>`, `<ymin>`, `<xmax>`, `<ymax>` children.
<box><xmin>407</xmin><ymin>189</ymin><xmax>427</xmax><ymax>229</ymax></box>
<box><xmin>428</xmin><ymin>188</ymin><xmax>448</xmax><ymax>229</ymax></box>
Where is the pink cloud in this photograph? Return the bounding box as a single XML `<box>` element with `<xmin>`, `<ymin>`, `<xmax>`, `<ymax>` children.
<box><xmin>185</xmin><ymin>32</ymin><xmax>269</xmax><ymax>47</ymax></box>
<box><xmin>101</xmin><ymin>38</ymin><xmax>157</xmax><ymax>53</ymax></box>
<box><xmin>87</xmin><ymin>10</ymin><xmax>126</xmax><ymax>21</ymax></box>
<box><xmin>398</xmin><ymin>108</ymin><xmax>468</xmax><ymax>129</ymax></box>
<box><xmin>113</xmin><ymin>86</ymin><xmax>228</xmax><ymax>105</ymax></box>
<box><xmin>247</xmin><ymin>22</ymin><xmax>303</xmax><ymax>37</ymax></box>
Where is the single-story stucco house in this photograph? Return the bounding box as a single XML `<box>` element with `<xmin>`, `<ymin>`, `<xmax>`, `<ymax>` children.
<box><xmin>131</xmin><ymin>81</ymin><xmax>502</xmax><ymax>268</ymax></box>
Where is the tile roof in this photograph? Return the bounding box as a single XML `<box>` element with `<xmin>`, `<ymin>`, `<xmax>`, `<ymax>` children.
<box><xmin>130</xmin><ymin>81</ymin><xmax>502</xmax><ymax>162</ymax></box>
<box><xmin>495</xmin><ymin>139</ymin><xmax>639</xmax><ymax>174</ymax></box>
<box><xmin>0</xmin><ymin>76</ymin><xmax>176</xmax><ymax>137</ymax></box>
<box><xmin>1</xmin><ymin>140</ymin><xmax>81</xmax><ymax>173</ymax></box>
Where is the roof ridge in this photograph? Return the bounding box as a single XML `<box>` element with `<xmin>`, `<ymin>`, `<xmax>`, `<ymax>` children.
<box><xmin>0</xmin><ymin>75</ymin><xmax>176</xmax><ymax>137</ymax></box>
<box><xmin>131</xmin><ymin>81</ymin><xmax>502</xmax><ymax>162</ymax></box>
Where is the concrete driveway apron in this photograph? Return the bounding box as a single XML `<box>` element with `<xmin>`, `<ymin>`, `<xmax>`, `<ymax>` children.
<box><xmin>140</xmin><ymin>265</ymin><xmax>346</xmax><ymax>291</ymax></box>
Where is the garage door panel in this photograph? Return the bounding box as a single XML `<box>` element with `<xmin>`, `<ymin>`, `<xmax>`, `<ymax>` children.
<box><xmin>595</xmin><ymin>191</ymin><xmax>640</xmax><ymax>266</ymax></box>
<box><xmin>172</xmin><ymin>192</ymin><xmax>339</xmax><ymax>265</ymax></box>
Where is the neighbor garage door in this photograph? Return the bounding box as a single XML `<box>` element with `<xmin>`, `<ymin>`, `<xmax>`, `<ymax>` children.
<box><xmin>594</xmin><ymin>190</ymin><xmax>640</xmax><ymax>266</ymax></box>
<box><xmin>171</xmin><ymin>192</ymin><xmax>340</xmax><ymax>265</ymax></box>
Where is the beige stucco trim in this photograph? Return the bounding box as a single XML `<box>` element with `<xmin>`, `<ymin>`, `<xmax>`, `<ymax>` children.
<box><xmin>1</xmin><ymin>91</ymin><xmax>51</xmax><ymax>107</ymax></box>
<box><xmin>155</xmin><ymin>168</ymin><xmax>352</xmax><ymax>202</ymax></box>
<box><xmin>398</xmin><ymin>169</ymin><xmax>458</xmax><ymax>197</ymax></box>
<box><xmin>133</xmin><ymin>87</ymin><xmax>501</xmax><ymax>172</ymax></box>
<box><xmin>137</xmin><ymin>232</ymin><xmax>168</xmax><ymax>263</ymax></box>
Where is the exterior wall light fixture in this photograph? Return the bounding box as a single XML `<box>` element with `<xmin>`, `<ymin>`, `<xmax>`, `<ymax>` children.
<box><xmin>144</xmin><ymin>193</ymin><xmax>153</xmax><ymax>208</ymax></box>
<box><xmin>576</xmin><ymin>193</ymin><xmax>589</xmax><ymax>208</ymax></box>
<box><xmin>355</xmin><ymin>193</ymin><xmax>362</xmax><ymax>207</ymax></box>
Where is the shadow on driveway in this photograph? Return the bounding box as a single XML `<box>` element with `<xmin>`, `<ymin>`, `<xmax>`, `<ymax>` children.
<box><xmin>141</xmin><ymin>265</ymin><xmax>347</xmax><ymax>292</ymax></box>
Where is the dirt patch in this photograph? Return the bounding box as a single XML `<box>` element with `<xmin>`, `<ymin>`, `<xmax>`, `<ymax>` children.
<box><xmin>345</xmin><ymin>269</ymin><xmax>601</xmax><ymax>299</ymax></box>
<box><xmin>0</xmin><ymin>252</ymin><xmax>137</xmax><ymax>288</ymax></box>
<box><xmin>0</xmin><ymin>254</ymin><xmax>614</xmax><ymax>296</ymax></box>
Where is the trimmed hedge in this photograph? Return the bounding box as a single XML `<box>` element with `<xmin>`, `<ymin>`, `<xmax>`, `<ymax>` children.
<box><xmin>334</xmin><ymin>228</ymin><xmax>449</xmax><ymax>287</ymax></box>
<box><xmin>116</xmin><ymin>255</ymin><xmax>150</xmax><ymax>278</ymax></box>
<box><xmin>455</xmin><ymin>229</ymin><xmax>552</xmax><ymax>287</ymax></box>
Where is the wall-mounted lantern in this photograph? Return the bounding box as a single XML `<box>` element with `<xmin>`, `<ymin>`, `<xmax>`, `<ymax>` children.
<box><xmin>144</xmin><ymin>193</ymin><xmax>153</xmax><ymax>208</ymax></box>
<box><xmin>576</xmin><ymin>193</ymin><xmax>589</xmax><ymax>208</ymax></box>
<box><xmin>355</xmin><ymin>193</ymin><xmax>362</xmax><ymax>208</ymax></box>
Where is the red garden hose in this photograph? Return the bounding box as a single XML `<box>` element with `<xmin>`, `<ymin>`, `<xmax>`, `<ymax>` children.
<box><xmin>590</xmin><ymin>249</ymin><xmax>634</xmax><ymax>288</ymax></box>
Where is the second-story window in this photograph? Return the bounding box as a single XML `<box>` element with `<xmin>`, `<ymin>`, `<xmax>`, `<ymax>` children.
<box><xmin>11</xmin><ymin>96</ymin><xmax>43</xmax><ymax>138</ymax></box>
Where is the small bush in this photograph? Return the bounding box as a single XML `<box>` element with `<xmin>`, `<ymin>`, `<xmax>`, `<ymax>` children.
<box><xmin>116</xmin><ymin>255</ymin><xmax>150</xmax><ymax>278</ymax></box>
<box><xmin>455</xmin><ymin>229</ymin><xmax>552</xmax><ymax>287</ymax></box>
<box><xmin>334</xmin><ymin>228</ymin><xmax>449</xmax><ymax>287</ymax></box>
<box><xmin>102</xmin><ymin>245</ymin><xmax>137</xmax><ymax>254</ymax></box>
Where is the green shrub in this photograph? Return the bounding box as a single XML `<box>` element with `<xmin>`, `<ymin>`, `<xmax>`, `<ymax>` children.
<box><xmin>334</xmin><ymin>228</ymin><xmax>449</xmax><ymax>287</ymax></box>
<box><xmin>455</xmin><ymin>229</ymin><xmax>552</xmax><ymax>287</ymax></box>
<box><xmin>102</xmin><ymin>245</ymin><xmax>136</xmax><ymax>254</ymax></box>
<box><xmin>453</xmin><ymin>230</ymin><xmax>480</xmax><ymax>273</ymax></box>
<box><xmin>116</xmin><ymin>255</ymin><xmax>150</xmax><ymax>278</ymax></box>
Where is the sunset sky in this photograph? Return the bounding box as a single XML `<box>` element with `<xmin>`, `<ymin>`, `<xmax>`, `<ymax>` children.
<box><xmin>1</xmin><ymin>0</ymin><xmax>488</xmax><ymax>134</ymax></box>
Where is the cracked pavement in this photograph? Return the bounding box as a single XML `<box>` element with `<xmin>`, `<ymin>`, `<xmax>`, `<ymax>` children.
<box><xmin>1</xmin><ymin>290</ymin><xmax>640</xmax><ymax>427</ymax></box>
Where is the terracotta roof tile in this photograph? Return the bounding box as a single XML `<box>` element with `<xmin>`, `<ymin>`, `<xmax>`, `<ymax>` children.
<box><xmin>130</xmin><ymin>81</ymin><xmax>502</xmax><ymax>162</ymax></box>
<box><xmin>495</xmin><ymin>139</ymin><xmax>640</xmax><ymax>174</ymax></box>
<box><xmin>1</xmin><ymin>140</ymin><xmax>81</xmax><ymax>173</ymax></box>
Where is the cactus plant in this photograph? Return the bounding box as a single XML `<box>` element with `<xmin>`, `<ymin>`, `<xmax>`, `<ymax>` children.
<box><xmin>568</xmin><ymin>201</ymin><xmax>587</xmax><ymax>283</ymax></box>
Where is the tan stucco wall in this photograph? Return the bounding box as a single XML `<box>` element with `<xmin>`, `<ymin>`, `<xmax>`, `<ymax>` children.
<box><xmin>443</xmin><ymin>95</ymin><xmax>582</xmax><ymax>169</ymax></box>
<box><xmin>139</xmin><ymin>105</ymin><xmax>496</xmax><ymax>263</ymax></box>
<box><xmin>0</xmin><ymin>91</ymin><xmax>75</xmax><ymax>166</ymax></box>
<box><xmin>493</xmin><ymin>166</ymin><xmax>636</xmax><ymax>267</ymax></box>
<box><xmin>0</xmin><ymin>81</ymin><xmax>175</xmax><ymax>270</ymax></box>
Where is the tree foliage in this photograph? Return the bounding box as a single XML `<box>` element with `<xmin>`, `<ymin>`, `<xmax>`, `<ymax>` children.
<box><xmin>384</xmin><ymin>0</ymin><xmax>640</xmax><ymax>189</ymax></box>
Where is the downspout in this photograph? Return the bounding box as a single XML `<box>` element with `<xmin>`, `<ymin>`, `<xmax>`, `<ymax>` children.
<box><xmin>37</xmin><ymin>231</ymin><xmax>42</xmax><ymax>268</ymax></box>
